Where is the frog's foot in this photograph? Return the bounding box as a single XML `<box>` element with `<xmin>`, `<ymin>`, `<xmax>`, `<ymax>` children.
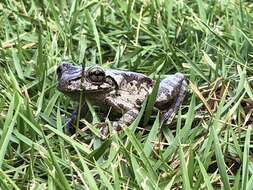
<box><xmin>95</xmin><ymin>122</ymin><xmax>109</xmax><ymax>140</ymax></box>
<box><xmin>65</xmin><ymin>117</ymin><xmax>87</xmax><ymax>136</ymax></box>
<box><xmin>64</xmin><ymin>104</ymin><xmax>88</xmax><ymax>135</ymax></box>
<box><xmin>64</xmin><ymin>117</ymin><xmax>77</xmax><ymax>135</ymax></box>
<box><xmin>97</xmin><ymin>122</ymin><xmax>124</xmax><ymax>140</ymax></box>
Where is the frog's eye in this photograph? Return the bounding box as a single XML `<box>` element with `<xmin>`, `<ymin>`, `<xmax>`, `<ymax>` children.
<box><xmin>87</xmin><ymin>66</ymin><xmax>106</xmax><ymax>83</ymax></box>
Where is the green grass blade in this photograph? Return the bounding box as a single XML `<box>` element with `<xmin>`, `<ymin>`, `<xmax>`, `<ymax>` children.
<box><xmin>241</xmin><ymin>127</ymin><xmax>251</xmax><ymax>190</ymax></box>
<box><xmin>0</xmin><ymin>93</ymin><xmax>21</xmax><ymax>167</ymax></box>
<box><xmin>179</xmin><ymin>143</ymin><xmax>192</xmax><ymax>190</ymax></box>
<box><xmin>210</xmin><ymin>125</ymin><xmax>231</xmax><ymax>190</ymax></box>
<box><xmin>196</xmin><ymin>154</ymin><xmax>214</xmax><ymax>190</ymax></box>
<box><xmin>84</xmin><ymin>9</ymin><xmax>102</xmax><ymax>65</ymax></box>
<box><xmin>124</xmin><ymin>128</ymin><xmax>158</xmax><ymax>182</ymax></box>
<box><xmin>143</xmin><ymin>113</ymin><xmax>160</xmax><ymax>157</ymax></box>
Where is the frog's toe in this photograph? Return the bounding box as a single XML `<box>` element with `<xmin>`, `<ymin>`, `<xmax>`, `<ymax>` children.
<box><xmin>160</xmin><ymin>109</ymin><xmax>176</xmax><ymax>125</ymax></box>
<box><xmin>100</xmin><ymin>124</ymin><xmax>110</xmax><ymax>140</ymax></box>
<box><xmin>112</xmin><ymin>122</ymin><xmax>123</xmax><ymax>131</ymax></box>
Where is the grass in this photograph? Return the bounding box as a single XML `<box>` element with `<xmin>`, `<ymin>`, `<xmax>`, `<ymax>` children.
<box><xmin>0</xmin><ymin>0</ymin><xmax>253</xmax><ymax>189</ymax></box>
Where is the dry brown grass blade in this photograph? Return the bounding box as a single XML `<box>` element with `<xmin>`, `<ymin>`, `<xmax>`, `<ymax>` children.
<box><xmin>189</xmin><ymin>81</ymin><xmax>213</xmax><ymax>116</ymax></box>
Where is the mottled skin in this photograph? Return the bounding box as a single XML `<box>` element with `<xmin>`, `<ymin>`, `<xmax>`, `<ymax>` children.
<box><xmin>57</xmin><ymin>61</ymin><xmax>188</xmax><ymax>138</ymax></box>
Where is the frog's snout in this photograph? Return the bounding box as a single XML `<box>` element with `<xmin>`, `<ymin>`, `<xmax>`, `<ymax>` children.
<box><xmin>57</xmin><ymin>63</ymin><xmax>71</xmax><ymax>79</ymax></box>
<box><xmin>56</xmin><ymin>64</ymin><xmax>63</xmax><ymax>79</ymax></box>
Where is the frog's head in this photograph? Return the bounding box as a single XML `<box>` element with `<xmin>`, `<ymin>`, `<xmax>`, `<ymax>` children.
<box><xmin>57</xmin><ymin>61</ymin><xmax>117</xmax><ymax>100</ymax></box>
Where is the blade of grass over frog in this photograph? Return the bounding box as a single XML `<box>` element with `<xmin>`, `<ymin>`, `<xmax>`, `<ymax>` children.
<box><xmin>176</xmin><ymin>48</ymin><xmax>209</xmax><ymax>82</ymax></box>
<box><xmin>143</xmin><ymin>76</ymin><xmax>160</xmax><ymax>127</ymax></box>
<box><xmin>143</xmin><ymin>113</ymin><xmax>160</xmax><ymax>157</ymax></box>
<box><xmin>179</xmin><ymin>143</ymin><xmax>192</xmax><ymax>190</ymax></box>
<box><xmin>76</xmin><ymin>90</ymin><xmax>85</xmax><ymax>131</ymax></box>
<box><xmin>124</xmin><ymin>127</ymin><xmax>158</xmax><ymax>181</ymax></box>
<box><xmin>241</xmin><ymin>127</ymin><xmax>251</xmax><ymax>190</ymax></box>
<box><xmin>129</xmin><ymin>97</ymin><xmax>147</xmax><ymax>132</ymax></box>
<box><xmin>40</xmin><ymin>128</ymin><xmax>72</xmax><ymax>190</ymax></box>
<box><xmin>84</xmin><ymin>9</ymin><xmax>102</xmax><ymax>65</ymax></box>
<box><xmin>86</xmin><ymin>99</ymin><xmax>100</xmax><ymax>124</ymax></box>
<box><xmin>45</xmin><ymin>125</ymin><xmax>91</xmax><ymax>154</ymax></box>
<box><xmin>73</xmin><ymin>147</ymin><xmax>99</xmax><ymax>190</ymax></box>
<box><xmin>0</xmin><ymin>93</ymin><xmax>21</xmax><ymax>167</ymax></box>
<box><xmin>164</xmin><ymin>0</ymin><xmax>173</xmax><ymax>28</ymax></box>
<box><xmin>196</xmin><ymin>154</ymin><xmax>214</xmax><ymax>190</ymax></box>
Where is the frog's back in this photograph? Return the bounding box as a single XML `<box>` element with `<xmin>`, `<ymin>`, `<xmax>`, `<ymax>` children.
<box><xmin>105</xmin><ymin>69</ymin><xmax>153</xmax><ymax>87</ymax></box>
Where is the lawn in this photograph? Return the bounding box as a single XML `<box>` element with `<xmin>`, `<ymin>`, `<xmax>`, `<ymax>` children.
<box><xmin>0</xmin><ymin>0</ymin><xmax>253</xmax><ymax>189</ymax></box>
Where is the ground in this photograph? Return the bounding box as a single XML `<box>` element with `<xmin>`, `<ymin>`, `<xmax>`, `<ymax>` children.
<box><xmin>0</xmin><ymin>0</ymin><xmax>253</xmax><ymax>189</ymax></box>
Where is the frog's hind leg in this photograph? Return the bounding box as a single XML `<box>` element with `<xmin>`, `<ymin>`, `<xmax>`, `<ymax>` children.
<box><xmin>159</xmin><ymin>76</ymin><xmax>188</xmax><ymax>125</ymax></box>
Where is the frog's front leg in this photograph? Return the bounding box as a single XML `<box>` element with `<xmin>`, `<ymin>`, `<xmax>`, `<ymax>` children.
<box><xmin>101</xmin><ymin>97</ymin><xmax>139</xmax><ymax>138</ymax></box>
<box><xmin>112</xmin><ymin>109</ymin><xmax>139</xmax><ymax>130</ymax></box>
<box><xmin>65</xmin><ymin>103</ymin><xmax>88</xmax><ymax>135</ymax></box>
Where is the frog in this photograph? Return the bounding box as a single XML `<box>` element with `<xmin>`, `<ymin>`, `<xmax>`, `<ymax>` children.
<box><xmin>57</xmin><ymin>60</ymin><xmax>188</xmax><ymax>138</ymax></box>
